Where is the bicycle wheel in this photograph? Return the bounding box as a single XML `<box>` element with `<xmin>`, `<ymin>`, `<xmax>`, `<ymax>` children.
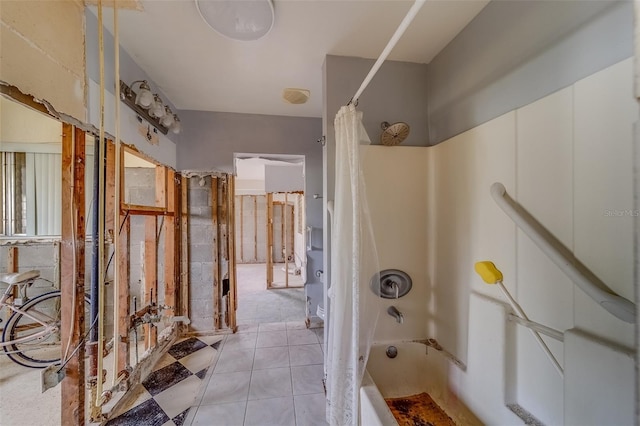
<box><xmin>2</xmin><ymin>291</ymin><xmax>91</xmax><ymax>368</ymax></box>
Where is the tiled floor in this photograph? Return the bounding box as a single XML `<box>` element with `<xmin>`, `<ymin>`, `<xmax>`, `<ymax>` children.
<box><xmin>106</xmin><ymin>322</ymin><xmax>326</xmax><ymax>426</ymax></box>
<box><xmin>107</xmin><ymin>263</ymin><xmax>326</xmax><ymax>426</ymax></box>
<box><xmin>106</xmin><ymin>335</ymin><xmax>223</xmax><ymax>426</ymax></box>
<box><xmin>187</xmin><ymin>321</ymin><xmax>327</xmax><ymax>426</ymax></box>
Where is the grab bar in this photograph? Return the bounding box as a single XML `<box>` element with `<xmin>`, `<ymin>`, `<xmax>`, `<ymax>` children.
<box><xmin>490</xmin><ymin>182</ymin><xmax>636</xmax><ymax>323</ymax></box>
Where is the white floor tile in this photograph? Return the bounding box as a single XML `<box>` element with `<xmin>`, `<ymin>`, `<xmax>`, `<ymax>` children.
<box><xmin>294</xmin><ymin>393</ymin><xmax>329</xmax><ymax>426</ymax></box>
<box><xmin>259</xmin><ymin>322</ymin><xmax>286</xmax><ymax>332</ymax></box>
<box><xmin>244</xmin><ymin>396</ymin><xmax>296</xmax><ymax>426</ymax></box>
<box><xmin>289</xmin><ymin>344</ymin><xmax>323</xmax><ymax>366</ymax></box>
<box><xmin>248</xmin><ymin>367</ymin><xmax>293</xmax><ymax>400</ymax></box>
<box><xmin>154</xmin><ymin>375</ymin><xmax>202</xmax><ymax>419</ymax></box>
<box><xmin>214</xmin><ymin>348</ymin><xmax>255</xmax><ymax>373</ymax></box>
<box><xmin>291</xmin><ymin>365</ymin><xmax>325</xmax><ymax>395</ymax></box>
<box><xmin>179</xmin><ymin>345</ymin><xmax>217</xmax><ymax>374</ymax></box>
<box><xmin>192</xmin><ymin>401</ymin><xmax>246</xmax><ymax>426</ymax></box>
<box><xmin>223</xmin><ymin>332</ymin><xmax>257</xmax><ymax>351</ymax></box>
<box><xmin>286</xmin><ymin>320</ymin><xmax>307</xmax><ymax>330</ymax></box>
<box><xmin>236</xmin><ymin>323</ymin><xmax>259</xmax><ymax>334</ymax></box>
<box><xmin>201</xmin><ymin>371</ymin><xmax>251</xmax><ymax>405</ymax></box>
<box><xmin>253</xmin><ymin>346</ymin><xmax>290</xmax><ymax>370</ymax></box>
<box><xmin>256</xmin><ymin>330</ymin><xmax>288</xmax><ymax>348</ymax></box>
<box><xmin>287</xmin><ymin>329</ymin><xmax>318</xmax><ymax>346</ymax></box>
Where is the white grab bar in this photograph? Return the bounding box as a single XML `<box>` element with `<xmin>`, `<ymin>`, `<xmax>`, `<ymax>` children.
<box><xmin>490</xmin><ymin>182</ymin><xmax>636</xmax><ymax>323</ymax></box>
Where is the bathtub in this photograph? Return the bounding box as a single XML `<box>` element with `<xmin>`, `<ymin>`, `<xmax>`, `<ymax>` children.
<box><xmin>360</xmin><ymin>342</ymin><xmax>481</xmax><ymax>425</ymax></box>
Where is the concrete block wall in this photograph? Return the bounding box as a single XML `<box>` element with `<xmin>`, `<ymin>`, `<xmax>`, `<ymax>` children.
<box><xmin>187</xmin><ymin>176</ymin><xmax>216</xmax><ymax>332</ymax></box>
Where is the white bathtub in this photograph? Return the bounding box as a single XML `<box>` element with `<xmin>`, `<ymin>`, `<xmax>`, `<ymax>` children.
<box><xmin>360</xmin><ymin>342</ymin><xmax>481</xmax><ymax>426</ymax></box>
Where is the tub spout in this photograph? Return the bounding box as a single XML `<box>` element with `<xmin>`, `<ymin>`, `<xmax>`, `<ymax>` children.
<box><xmin>387</xmin><ymin>306</ymin><xmax>403</xmax><ymax>324</ymax></box>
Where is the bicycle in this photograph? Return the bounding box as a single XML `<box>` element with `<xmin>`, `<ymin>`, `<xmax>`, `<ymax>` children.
<box><xmin>0</xmin><ymin>270</ymin><xmax>90</xmax><ymax>368</ymax></box>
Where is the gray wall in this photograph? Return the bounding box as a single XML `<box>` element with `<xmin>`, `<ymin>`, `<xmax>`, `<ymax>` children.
<box><xmin>177</xmin><ymin>111</ymin><xmax>323</xmax><ymax>287</ymax></box>
<box><xmin>322</xmin><ymin>55</ymin><xmax>429</xmax><ymax>318</ymax></box>
<box><xmin>427</xmin><ymin>0</ymin><xmax>633</xmax><ymax>144</ymax></box>
<box><xmin>85</xmin><ymin>10</ymin><xmax>178</xmax><ymax>167</ymax></box>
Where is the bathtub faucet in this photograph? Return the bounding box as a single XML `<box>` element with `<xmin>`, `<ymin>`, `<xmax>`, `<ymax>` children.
<box><xmin>387</xmin><ymin>306</ymin><xmax>403</xmax><ymax>324</ymax></box>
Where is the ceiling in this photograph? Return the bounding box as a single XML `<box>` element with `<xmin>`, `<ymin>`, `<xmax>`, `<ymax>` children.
<box><xmin>92</xmin><ymin>0</ymin><xmax>489</xmax><ymax>118</ymax></box>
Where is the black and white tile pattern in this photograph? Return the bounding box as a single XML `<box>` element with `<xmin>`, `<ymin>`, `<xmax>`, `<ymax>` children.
<box><xmin>106</xmin><ymin>336</ymin><xmax>222</xmax><ymax>426</ymax></box>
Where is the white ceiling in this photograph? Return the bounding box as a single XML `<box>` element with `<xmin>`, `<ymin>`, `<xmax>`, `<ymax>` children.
<box><xmin>94</xmin><ymin>0</ymin><xmax>489</xmax><ymax>118</ymax></box>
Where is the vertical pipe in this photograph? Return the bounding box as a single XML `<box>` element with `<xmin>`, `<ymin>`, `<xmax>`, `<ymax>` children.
<box><xmin>112</xmin><ymin>0</ymin><xmax>122</xmax><ymax>387</ymax></box>
<box><xmin>89</xmin><ymin>136</ymin><xmax>100</xmax><ymax>370</ymax></box>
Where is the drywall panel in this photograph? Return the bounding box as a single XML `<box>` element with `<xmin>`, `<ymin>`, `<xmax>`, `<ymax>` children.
<box><xmin>0</xmin><ymin>13</ymin><xmax>85</xmax><ymax>120</ymax></box>
<box><xmin>428</xmin><ymin>112</ymin><xmax>516</xmax><ymax>361</ymax></box>
<box><xmin>564</xmin><ymin>329</ymin><xmax>635</xmax><ymax>425</ymax></box>
<box><xmin>573</xmin><ymin>58</ymin><xmax>636</xmax><ymax>346</ymax></box>
<box><xmin>361</xmin><ymin>146</ymin><xmax>429</xmax><ymax>342</ymax></box>
<box><xmin>514</xmin><ymin>87</ymin><xmax>574</xmax><ymax>424</ymax></box>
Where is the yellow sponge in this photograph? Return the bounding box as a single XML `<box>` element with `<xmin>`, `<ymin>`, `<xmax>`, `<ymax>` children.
<box><xmin>474</xmin><ymin>261</ymin><xmax>503</xmax><ymax>284</ymax></box>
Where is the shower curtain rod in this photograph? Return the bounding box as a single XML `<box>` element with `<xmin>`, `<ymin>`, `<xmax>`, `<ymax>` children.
<box><xmin>349</xmin><ymin>0</ymin><xmax>427</xmax><ymax>106</ymax></box>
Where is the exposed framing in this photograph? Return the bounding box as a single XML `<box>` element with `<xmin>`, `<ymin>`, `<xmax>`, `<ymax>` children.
<box><xmin>60</xmin><ymin>123</ymin><xmax>86</xmax><ymax>425</ymax></box>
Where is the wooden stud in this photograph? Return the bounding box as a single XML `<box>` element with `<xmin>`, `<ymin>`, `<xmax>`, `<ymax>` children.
<box><xmin>211</xmin><ymin>177</ymin><xmax>220</xmax><ymax>330</ymax></box>
<box><xmin>180</xmin><ymin>176</ymin><xmax>190</xmax><ymax>332</ymax></box>
<box><xmin>117</xmin><ymin>214</ymin><xmax>130</xmax><ymax>371</ymax></box>
<box><xmin>60</xmin><ymin>124</ymin><xmax>86</xmax><ymax>426</ymax></box>
<box><xmin>105</xmin><ymin>140</ymin><xmax>116</xmax><ymax>237</ymax></box>
<box><xmin>164</xmin><ymin>170</ymin><xmax>177</xmax><ymax>318</ymax></box>
<box><xmin>227</xmin><ymin>175</ymin><xmax>237</xmax><ymax>326</ymax></box>
<box><xmin>266</xmin><ymin>193</ymin><xmax>274</xmax><ymax>289</ymax></box>
<box><xmin>155</xmin><ymin>166</ymin><xmax>167</xmax><ymax>210</ymax></box>
<box><xmin>285</xmin><ymin>193</ymin><xmax>289</xmax><ymax>289</ymax></box>
<box><xmin>253</xmin><ymin>196</ymin><xmax>258</xmax><ymax>263</ymax></box>
<box><xmin>239</xmin><ymin>196</ymin><xmax>244</xmax><ymax>263</ymax></box>
<box><xmin>143</xmin><ymin>216</ymin><xmax>157</xmax><ymax>349</ymax></box>
<box><xmin>6</xmin><ymin>247</ymin><xmax>18</xmax><ymax>318</ymax></box>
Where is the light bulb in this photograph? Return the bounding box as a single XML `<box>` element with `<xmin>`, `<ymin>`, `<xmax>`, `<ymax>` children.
<box><xmin>135</xmin><ymin>81</ymin><xmax>153</xmax><ymax>108</ymax></box>
<box><xmin>149</xmin><ymin>95</ymin><xmax>165</xmax><ymax>119</ymax></box>
<box><xmin>171</xmin><ymin>116</ymin><xmax>181</xmax><ymax>134</ymax></box>
<box><xmin>160</xmin><ymin>107</ymin><xmax>175</xmax><ymax>128</ymax></box>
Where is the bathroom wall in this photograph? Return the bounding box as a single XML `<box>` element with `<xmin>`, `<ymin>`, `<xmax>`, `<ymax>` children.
<box><xmin>360</xmin><ymin>146</ymin><xmax>429</xmax><ymax>342</ymax></box>
<box><xmin>85</xmin><ymin>10</ymin><xmax>177</xmax><ymax>168</ymax></box>
<box><xmin>178</xmin><ymin>110</ymin><xmax>323</xmax><ymax>297</ymax></box>
<box><xmin>427</xmin><ymin>0</ymin><xmax>633</xmax><ymax>145</ymax></box>
<box><xmin>0</xmin><ymin>0</ymin><xmax>86</xmax><ymax>121</ymax></box>
<box><xmin>426</xmin><ymin>58</ymin><xmax>636</xmax><ymax>425</ymax></box>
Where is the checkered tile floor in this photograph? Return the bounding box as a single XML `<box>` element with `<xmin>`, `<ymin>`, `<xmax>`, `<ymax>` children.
<box><xmin>106</xmin><ymin>336</ymin><xmax>223</xmax><ymax>426</ymax></box>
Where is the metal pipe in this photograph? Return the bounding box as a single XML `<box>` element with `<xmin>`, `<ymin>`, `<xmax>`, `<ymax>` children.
<box><xmin>490</xmin><ymin>182</ymin><xmax>636</xmax><ymax>323</ymax></box>
<box><xmin>95</xmin><ymin>0</ymin><xmax>106</xmax><ymax>406</ymax></box>
<box><xmin>112</xmin><ymin>0</ymin><xmax>122</xmax><ymax>388</ymax></box>
<box><xmin>89</xmin><ymin>135</ymin><xmax>100</xmax><ymax>379</ymax></box>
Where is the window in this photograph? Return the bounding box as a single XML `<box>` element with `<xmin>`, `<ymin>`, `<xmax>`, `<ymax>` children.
<box><xmin>1</xmin><ymin>151</ymin><xmax>61</xmax><ymax>236</ymax></box>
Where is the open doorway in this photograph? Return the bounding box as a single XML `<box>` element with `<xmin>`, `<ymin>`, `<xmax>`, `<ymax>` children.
<box><xmin>233</xmin><ymin>154</ymin><xmax>306</xmax><ymax>326</ymax></box>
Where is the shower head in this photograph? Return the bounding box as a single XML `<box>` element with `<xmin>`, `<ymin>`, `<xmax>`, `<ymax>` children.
<box><xmin>380</xmin><ymin>121</ymin><xmax>410</xmax><ymax>146</ymax></box>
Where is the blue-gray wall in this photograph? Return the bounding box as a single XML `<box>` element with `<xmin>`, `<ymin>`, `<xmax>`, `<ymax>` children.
<box><xmin>177</xmin><ymin>110</ymin><xmax>323</xmax><ymax>287</ymax></box>
<box><xmin>427</xmin><ymin>0</ymin><xmax>633</xmax><ymax>144</ymax></box>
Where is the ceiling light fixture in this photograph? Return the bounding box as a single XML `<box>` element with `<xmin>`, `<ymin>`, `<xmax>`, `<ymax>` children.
<box><xmin>283</xmin><ymin>88</ymin><xmax>310</xmax><ymax>105</ymax></box>
<box><xmin>195</xmin><ymin>0</ymin><xmax>275</xmax><ymax>41</ymax></box>
<box><xmin>120</xmin><ymin>80</ymin><xmax>181</xmax><ymax>135</ymax></box>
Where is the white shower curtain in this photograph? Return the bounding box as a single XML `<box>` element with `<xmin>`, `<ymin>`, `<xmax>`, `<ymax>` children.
<box><xmin>327</xmin><ymin>104</ymin><xmax>380</xmax><ymax>425</ymax></box>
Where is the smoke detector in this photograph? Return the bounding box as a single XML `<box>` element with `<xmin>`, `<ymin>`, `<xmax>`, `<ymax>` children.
<box><xmin>282</xmin><ymin>88</ymin><xmax>310</xmax><ymax>105</ymax></box>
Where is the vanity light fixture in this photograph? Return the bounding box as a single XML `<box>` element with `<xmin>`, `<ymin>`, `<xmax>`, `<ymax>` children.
<box><xmin>120</xmin><ymin>80</ymin><xmax>181</xmax><ymax>135</ymax></box>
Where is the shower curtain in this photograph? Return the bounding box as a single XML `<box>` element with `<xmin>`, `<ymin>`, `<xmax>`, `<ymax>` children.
<box><xmin>327</xmin><ymin>104</ymin><xmax>380</xmax><ymax>425</ymax></box>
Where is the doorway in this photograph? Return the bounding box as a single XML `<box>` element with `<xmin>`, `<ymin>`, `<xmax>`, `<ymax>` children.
<box><xmin>233</xmin><ymin>155</ymin><xmax>307</xmax><ymax>326</ymax></box>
